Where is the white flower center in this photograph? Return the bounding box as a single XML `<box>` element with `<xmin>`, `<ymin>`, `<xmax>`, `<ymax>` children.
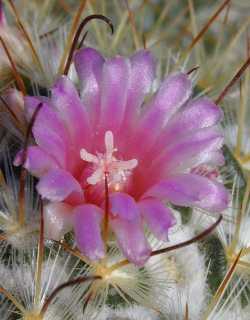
<box><xmin>80</xmin><ymin>131</ymin><xmax>138</xmax><ymax>189</ymax></box>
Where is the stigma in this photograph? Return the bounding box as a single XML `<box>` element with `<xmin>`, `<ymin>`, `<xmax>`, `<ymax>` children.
<box><xmin>80</xmin><ymin>131</ymin><xmax>138</xmax><ymax>189</ymax></box>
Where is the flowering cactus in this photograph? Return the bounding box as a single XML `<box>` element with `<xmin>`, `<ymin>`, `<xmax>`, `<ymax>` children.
<box><xmin>2</xmin><ymin>1</ymin><xmax>250</xmax><ymax>319</ymax></box>
<box><xmin>14</xmin><ymin>47</ymin><xmax>228</xmax><ymax>266</ymax></box>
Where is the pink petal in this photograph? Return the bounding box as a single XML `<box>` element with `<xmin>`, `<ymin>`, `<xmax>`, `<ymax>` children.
<box><xmin>122</xmin><ymin>50</ymin><xmax>155</xmax><ymax>128</ymax></box>
<box><xmin>171</xmin><ymin>97</ymin><xmax>222</xmax><ymax>131</ymax></box>
<box><xmin>111</xmin><ymin>216</ymin><xmax>151</xmax><ymax>266</ymax></box>
<box><xmin>16</xmin><ymin>146</ymin><xmax>60</xmax><ymax>177</ymax></box>
<box><xmin>152</xmin><ymin>127</ymin><xmax>224</xmax><ymax>175</ymax></box>
<box><xmin>131</xmin><ymin>127</ymin><xmax>224</xmax><ymax>198</ymax></box>
<box><xmin>37</xmin><ymin>169</ymin><xmax>84</xmax><ymax>204</ymax></box>
<box><xmin>138</xmin><ymin>199</ymin><xmax>175</xmax><ymax>240</ymax></box>
<box><xmin>146</xmin><ymin>72</ymin><xmax>192</xmax><ymax>119</ymax></box>
<box><xmin>130</xmin><ymin>72</ymin><xmax>192</xmax><ymax>156</ymax></box>
<box><xmin>74</xmin><ymin>47</ymin><xmax>104</xmax><ymax>126</ymax></box>
<box><xmin>25</xmin><ymin>96</ymin><xmax>70</xmax><ymax>168</ymax></box>
<box><xmin>73</xmin><ymin>204</ymin><xmax>105</xmax><ymax>261</ymax></box>
<box><xmin>44</xmin><ymin>202</ymin><xmax>73</xmax><ymax>240</ymax></box>
<box><xmin>109</xmin><ymin>192</ymin><xmax>139</xmax><ymax>221</ymax></box>
<box><xmin>143</xmin><ymin>173</ymin><xmax>229</xmax><ymax>212</ymax></box>
<box><xmin>51</xmin><ymin>76</ymin><xmax>91</xmax><ymax>150</ymax></box>
<box><xmin>152</xmin><ymin>97</ymin><xmax>223</xmax><ymax>153</ymax></box>
<box><xmin>24</xmin><ymin>95</ymin><xmax>49</xmax><ymax>120</ymax></box>
<box><xmin>98</xmin><ymin>57</ymin><xmax>131</xmax><ymax>133</ymax></box>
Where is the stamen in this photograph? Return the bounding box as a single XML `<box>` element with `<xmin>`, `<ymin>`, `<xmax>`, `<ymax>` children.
<box><xmin>113</xmin><ymin>159</ymin><xmax>138</xmax><ymax>170</ymax></box>
<box><xmin>87</xmin><ymin>168</ymin><xmax>103</xmax><ymax>185</ymax></box>
<box><xmin>105</xmin><ymin>130</ymin><xmax>114</xmax><ymax>161</ymax></box>
<box><xmin>80</xmin><ymin>149</ymin><xmax>98</xmax><ymax>163</ymax></box>
<box><xmin>80</xmin><ymin>131</ymin><xmax>138</xmax><ymax>189</ymax></box>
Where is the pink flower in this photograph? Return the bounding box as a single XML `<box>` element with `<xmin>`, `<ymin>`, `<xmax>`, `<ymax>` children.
<box><xmin>15</xmin><ymin>48</ymin><xmax>228</xmax><ymax>266</ymax></box>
